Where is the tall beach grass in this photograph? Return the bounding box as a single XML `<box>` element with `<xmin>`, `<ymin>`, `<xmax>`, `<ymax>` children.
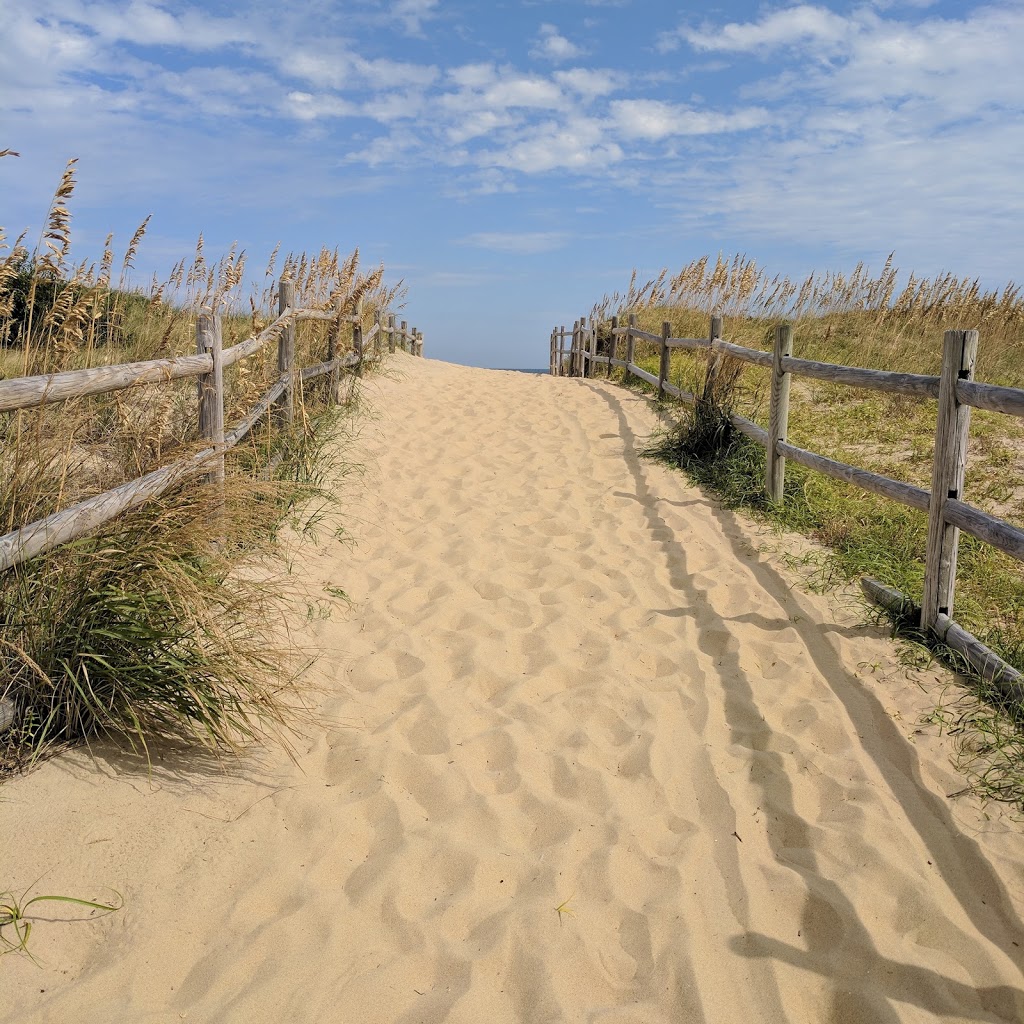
<box><xmin>0</xmin><ymin>154</ymin><xmax>401</xmax><ymax>770</ymax></box>
<box><xmin>593</xmin><ymin>253</ymin><xmax>1024</xmax><ymax>807</ymax></box>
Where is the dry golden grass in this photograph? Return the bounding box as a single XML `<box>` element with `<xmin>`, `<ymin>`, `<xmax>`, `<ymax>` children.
<box><xmin>595</xmin><ymin>252</ymin><xmax>1024</xmax><ymax>386</ymax></box>
<box><xmin>0</xmin><ymin>154</ymin><xmax>404</xmax><ymax>766</ymax></box>
<box><xmin>599</xmin><ymin>256</ymin><xmax>1024</xmax><ymax>805</ymax></box>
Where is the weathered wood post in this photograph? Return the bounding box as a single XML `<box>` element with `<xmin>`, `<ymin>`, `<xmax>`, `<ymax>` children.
<box><xmin>400</xmin><ymin>320</ymin><xmax>408</xmax><ymax>353</ymax></box>
<box><xmin>579</xmin><ymin>315</ymin><xmax>589</xmax><ymax>377</ymax></box>
<box><xmin>766</xmin><ymin>323</ymin><xmax>793</xmax><ymax>503</ymax></box>
<box><xmin>353</xmin><ymin>297</ymin><xmax>364</xmax><ymax>378</ymax></box>
<box><xmin>588</xmin><ymin>318</ymin><xmax>598</xmax><ymax>378</ymax></box>
<box><xmin>415</xmin><ymin>330</ymin><xmax>424</xmax><ymax>357</ymax></box>
<box><xmin>658</xmin><ymin>320</ymin><xmax>671</xmax><ymax>399</ymax></box>
<box><xmin>196</xmin><ymin>312</ymin><xmax>225</xmax><ymax>486</ymax></box>
<box><xmin>326</xmin><ymin>292</ymin><xmax>344</xmax><ymax>405</ymax></box>
<box><xmin>374</xmin><ymin>309</ymin><xmax>383</xmax><ymax>357</ymax></box>
<box><xmin>921</xmin><ymin>329</ymin><xmax>979</xmax><ymax>632</ymax></box>
<box><xmin>626</xmin><ymin>313</ymin><xmax>637</xmax><ymax>381</ymax></box>
<box><xmin>387</xmin><ymin>313</ymin><xmax>396</xmax><ymax>353</ymax></box>
<box><xmin>410</xmin><ymin>326</ymin><xmax>417</xmax><ymax>358</ymax></box>
<box><xmin>608</xmin><ymin>316</ymin><xmax>618</xmax><ymax>379</ymax></box>
<box><xmin>549</xmin><ymin>329</ymin><xmax>556</xmax><ymax>375</ymax></box>
<box><xmin>277</xmin><ymin>275</ymin><xmax>296</xmax><ymax>425</ymax></box>
<box><xmin>704</xmin><ymin>313</ymin><xmax>724</xmax><ymax>397</ymax></box>
<box><xmin>569</xmin><ymin>320</ymin><xmax>578</xmax><ymax>377</ymax></box>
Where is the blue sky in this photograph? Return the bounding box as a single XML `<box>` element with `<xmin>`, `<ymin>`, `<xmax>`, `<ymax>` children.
<box><xmin>2</xmin><ymin>0</ymin><xmax>1022</xmax><ymax>367</ymax></box>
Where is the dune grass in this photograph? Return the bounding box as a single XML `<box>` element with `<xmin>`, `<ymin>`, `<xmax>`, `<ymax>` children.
<box><xmin>1</xmin><ymin>883</ymin><xmax>122</xmax><ymax>964</ymax></box>
<box><xmin>0</xmin><ymin>154</ymin><xmax>401</xmax><ymax>771</ymax></box>
<box><xmin>589</xmin><ymin>253</ymin><xmax>1024</xmax><ymax>808</ymax></box>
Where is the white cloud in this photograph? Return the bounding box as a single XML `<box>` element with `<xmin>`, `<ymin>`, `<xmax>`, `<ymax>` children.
<box><xmin>530</xmin><ymin>24</ymin><xmax>583</xmax><ymax>62</ymax></box>
<box><xmin>446</xmin><ymin>109</ymin><xmax>518</xmax><ymax>144</ymax></box>
<box><xmin>54</xmin><ymin>0</ymin><xmax>259</xmax><ymax>51</ymax></box>
<box><xmin>361</xmin><ymin>90</ymin><xmax>428</xmax><ymax>123</ymax></box>
<box><xmin>391</xmin><ymin>0</ymin><xmax>438</xmax><ymax>37</ymax></box>
<box><xmin>554</xmin><ymin>68</ymin><xmax>626</xmax><ymax>99</ymax></box>
<box><xmin>481</xmin><ymin>117</ymin><xmax>623</xmax><ymax>174</ymax></box>
<box><xmin>284</xmin><ymin>91</ymin><xmax>358</xmax><ymax>121</ymax></box>
<box><xmin>441</xmin><ymin>71</ymin><xmax>566</xmax><ymax>116</ymax></box>
<box><xmin>3</xmin><ymin>0</ymin><xmax>1022</xmax><ymax>290</ymax></box>
<box><xmin>675</xmin><ymin>5</ymin><xmax>853</xmax><ymax>53</ymax></box>
<box><xmin>448</xmin><ymin>63</ymin><xmax>497</xmax><ymax>89</ymax></box>
<box><xmin>637</xmin><ymin>3</ymin><xmax>1024</xmax><ymax>280</ymax></box>
<box><xmin>460</xmin><ymin>231</ymin><xmax>569</xmax><ymax>254</ymax></box>
<box><xmin>610</xmin><ymin>99</ymin><xmax>770</xmax><ymax>140</ymax></box>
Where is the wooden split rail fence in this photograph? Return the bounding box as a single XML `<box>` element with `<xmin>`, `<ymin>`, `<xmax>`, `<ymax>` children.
<box><xmin>0</xmin><ymin>276</ymin><xmax>424</xmax><ymax>574</ymax></box>
<box><xmin>549</xmin><ymin>313</ymin><xmax>1024</xmax><ymax>702</ymax></box>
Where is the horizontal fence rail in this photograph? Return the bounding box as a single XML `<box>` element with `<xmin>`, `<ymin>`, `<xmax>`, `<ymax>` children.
<box><xmin>0</xmin><ymin>353</ymin><xmax>214</xmax><ymax>413</ymax></box>
<box><xmin>549</xmin><ymin>312</ymin><xmax>1024</xmax><ymax>702</ymax></box>
<box><xmin>0</xmin><ymin>275</ymin><xmax>425</xmax><ymax>573</ymax></box>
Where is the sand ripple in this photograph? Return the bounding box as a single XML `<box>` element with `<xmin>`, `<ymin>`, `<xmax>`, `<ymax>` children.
<box><xmin>2</xmin><ymin>355</ymin><xmax>1023</xmax><ymax>1022</ymax></box>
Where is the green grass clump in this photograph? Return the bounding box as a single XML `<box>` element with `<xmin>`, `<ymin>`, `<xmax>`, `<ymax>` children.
<box><xmin>0</xmin><ymin>153</ymin><xmax>400</xmax><ymax>771</ymax></box>
<box><xmin>594</xmin><ymin>251</ymin><xmax>1024</xmax><ymax>807</ymax></box>
<box><xmin>1</xmin><ymin>884</ymin><xmax>122</xmax><ymax>964</ymax></box>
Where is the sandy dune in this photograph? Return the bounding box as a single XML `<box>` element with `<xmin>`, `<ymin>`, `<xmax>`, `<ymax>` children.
<box><xmin>3</xmin><ymin>353</ymin><xmax>1023</xmax><ymax>1023</ymax></box>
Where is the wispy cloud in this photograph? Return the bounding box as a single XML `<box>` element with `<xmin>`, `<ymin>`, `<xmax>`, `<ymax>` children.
<box><xmin>391</xmin><ymin>0</ymin><xmax>439</xmax><ymax>37</ymax></box>
<box><xmin>530</xmin><ymin>24</ymin><xmax>583</xmax><ymax>62</ymax></box>
<box><xmin>2</xmin><ymin>0</ymin><xmax>1021</xmax><ymax>290</ymax></box>
<box><xmin>610</xmin><ymin>100</ymin><xmax>770</xmax><ymax>140</ymax></box>
<box><xmin>662</xmin><ymin>4</ymin><xmax>851</xmax><ymax>54</ymax></box>
<box><xmin>459</xmin><ymin>231</ymin><xmax>569</xmax><ymax>254</ymax></box>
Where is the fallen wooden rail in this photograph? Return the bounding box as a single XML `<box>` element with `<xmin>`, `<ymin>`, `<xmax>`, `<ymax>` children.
<box><xmin>550</xmin><ymin>310</ymin><xmax>1024</xmax><ymax>696</ymax></box>
<box><xmin>861</xmin><ymin>579</ymin><xmax>1024</xmax><ymax>703</ymax></box>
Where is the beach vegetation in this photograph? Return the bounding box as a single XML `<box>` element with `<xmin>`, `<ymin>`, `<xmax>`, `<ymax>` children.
<box><xmin>0</xmin><ymin>883</ymin><xmax>122</xmax><ymax>964</ymax></box>
<box><xmin>596</xmin><ymin>253</ymin><xmax>1024</xmax><ymax>808</ymax></box>
<box><xmin>0</xmin><ymin>154</ymin><xmax>401</xmax><ymax>772</ymax></box>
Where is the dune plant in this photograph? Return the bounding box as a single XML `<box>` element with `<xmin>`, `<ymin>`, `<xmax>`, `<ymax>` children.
<box><xmin>602</xmin><ymin>252</ymin><xmax>1024</xmax><ymax>805</ymax></box>
<box><xmin>0</xmin><ymin>153</ymin><xmax>402</xmax><ymax>769</ymax></box>
<box><xmin>0</xmin><ymin>883</ymin><xmax>122</xmax><ymax>964</ymax></box>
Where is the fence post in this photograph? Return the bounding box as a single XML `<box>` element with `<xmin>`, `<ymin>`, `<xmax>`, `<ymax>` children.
<box><xmin>327</xmin><ymin>292</ymin><xmax>344</xmax><ymax>405</ymax></box>
<box><xmin>416</xmin><ymin>330</ymin><xmax>424</xmax><ymax>357</ymax></box>
<box><xmin>410</xmin><ymin>326</ymin><xmax>417</xmax><ymax>358</ymax></box>
<box><xmin>196</xmin><ymin>312</ymin><xmax>225</xmax><ymax>486</ymax></box>
<box><xmin>658</xmin><ymin>320</ymin><xmax>671</xmax><ymax>399</ymax></box>
<box><xmin>400</xmin><ymin>320</ymin><xmax>408</xmax><ymax>352</ymax></box>
<box><xmin>704</xmin><ymin>313</ymin><xmax>724</xmax><ymax>397</ymax></box>
<box><xmin>374</xmin><ymin>309</ymin><xmax>383</xmax><ymax>357</ymax></box>
<box><xmin>277</xmin><ymin>275</ymin><xmax>295</xmax><ymax>425</ymax></box>
<box><xmin>569</xmin><ymin>320</ymin><xmax>577</xmax><ymax>377</ymax></box>
<box><xmin>387</xmin><ymin>313</ymin><xmax>396</xmax><ymax>353</ymax></box>
<box><xmin>626</xmin><ymin>313</ymin><xmax>637</xmax><ymax>380</ymax></box>
<box><xmin>588</xmin><ymin>319</ymin><xmax>598</xmax><ymax>378</ymax></box>
<box><xmin>766</xmin><ymin>323</ymin><xmax>793</xmax><ymax>502</ymax></box>
<box><xmin>558</xmin><ymin>324</ymin><xmax>566</xmax><ymax>375</ymax></box>
<box><xmin>608</xmin><ymin>316</ymin><xmax>618</xmax><ymax>378</ymax></box>
<box><xmin>921</xmin><ymin>329</ymin><xmax>979</xmax><ymax>632</ymax></box>
<box><xmin>580</xmin><ymin>314</ymin><xmax>589</xmax><ymax>377</ymax></box>
<box><xmin>353</xmin><ymin>297</ymin><xmax>364</xmax><ymax>378</ymax></box>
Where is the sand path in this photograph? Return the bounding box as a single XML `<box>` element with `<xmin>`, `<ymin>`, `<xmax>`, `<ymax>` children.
<box><xmin>3</xmin><ymin>354</ymin><xmax>1024</xmax><ymax>1022</ymax></box>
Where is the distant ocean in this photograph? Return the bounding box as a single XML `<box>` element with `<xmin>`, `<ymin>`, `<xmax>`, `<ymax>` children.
<box><xmin>496</xmin><ymin>368</ymin><xmax>548</xmax><ymax>374</ymax></box>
